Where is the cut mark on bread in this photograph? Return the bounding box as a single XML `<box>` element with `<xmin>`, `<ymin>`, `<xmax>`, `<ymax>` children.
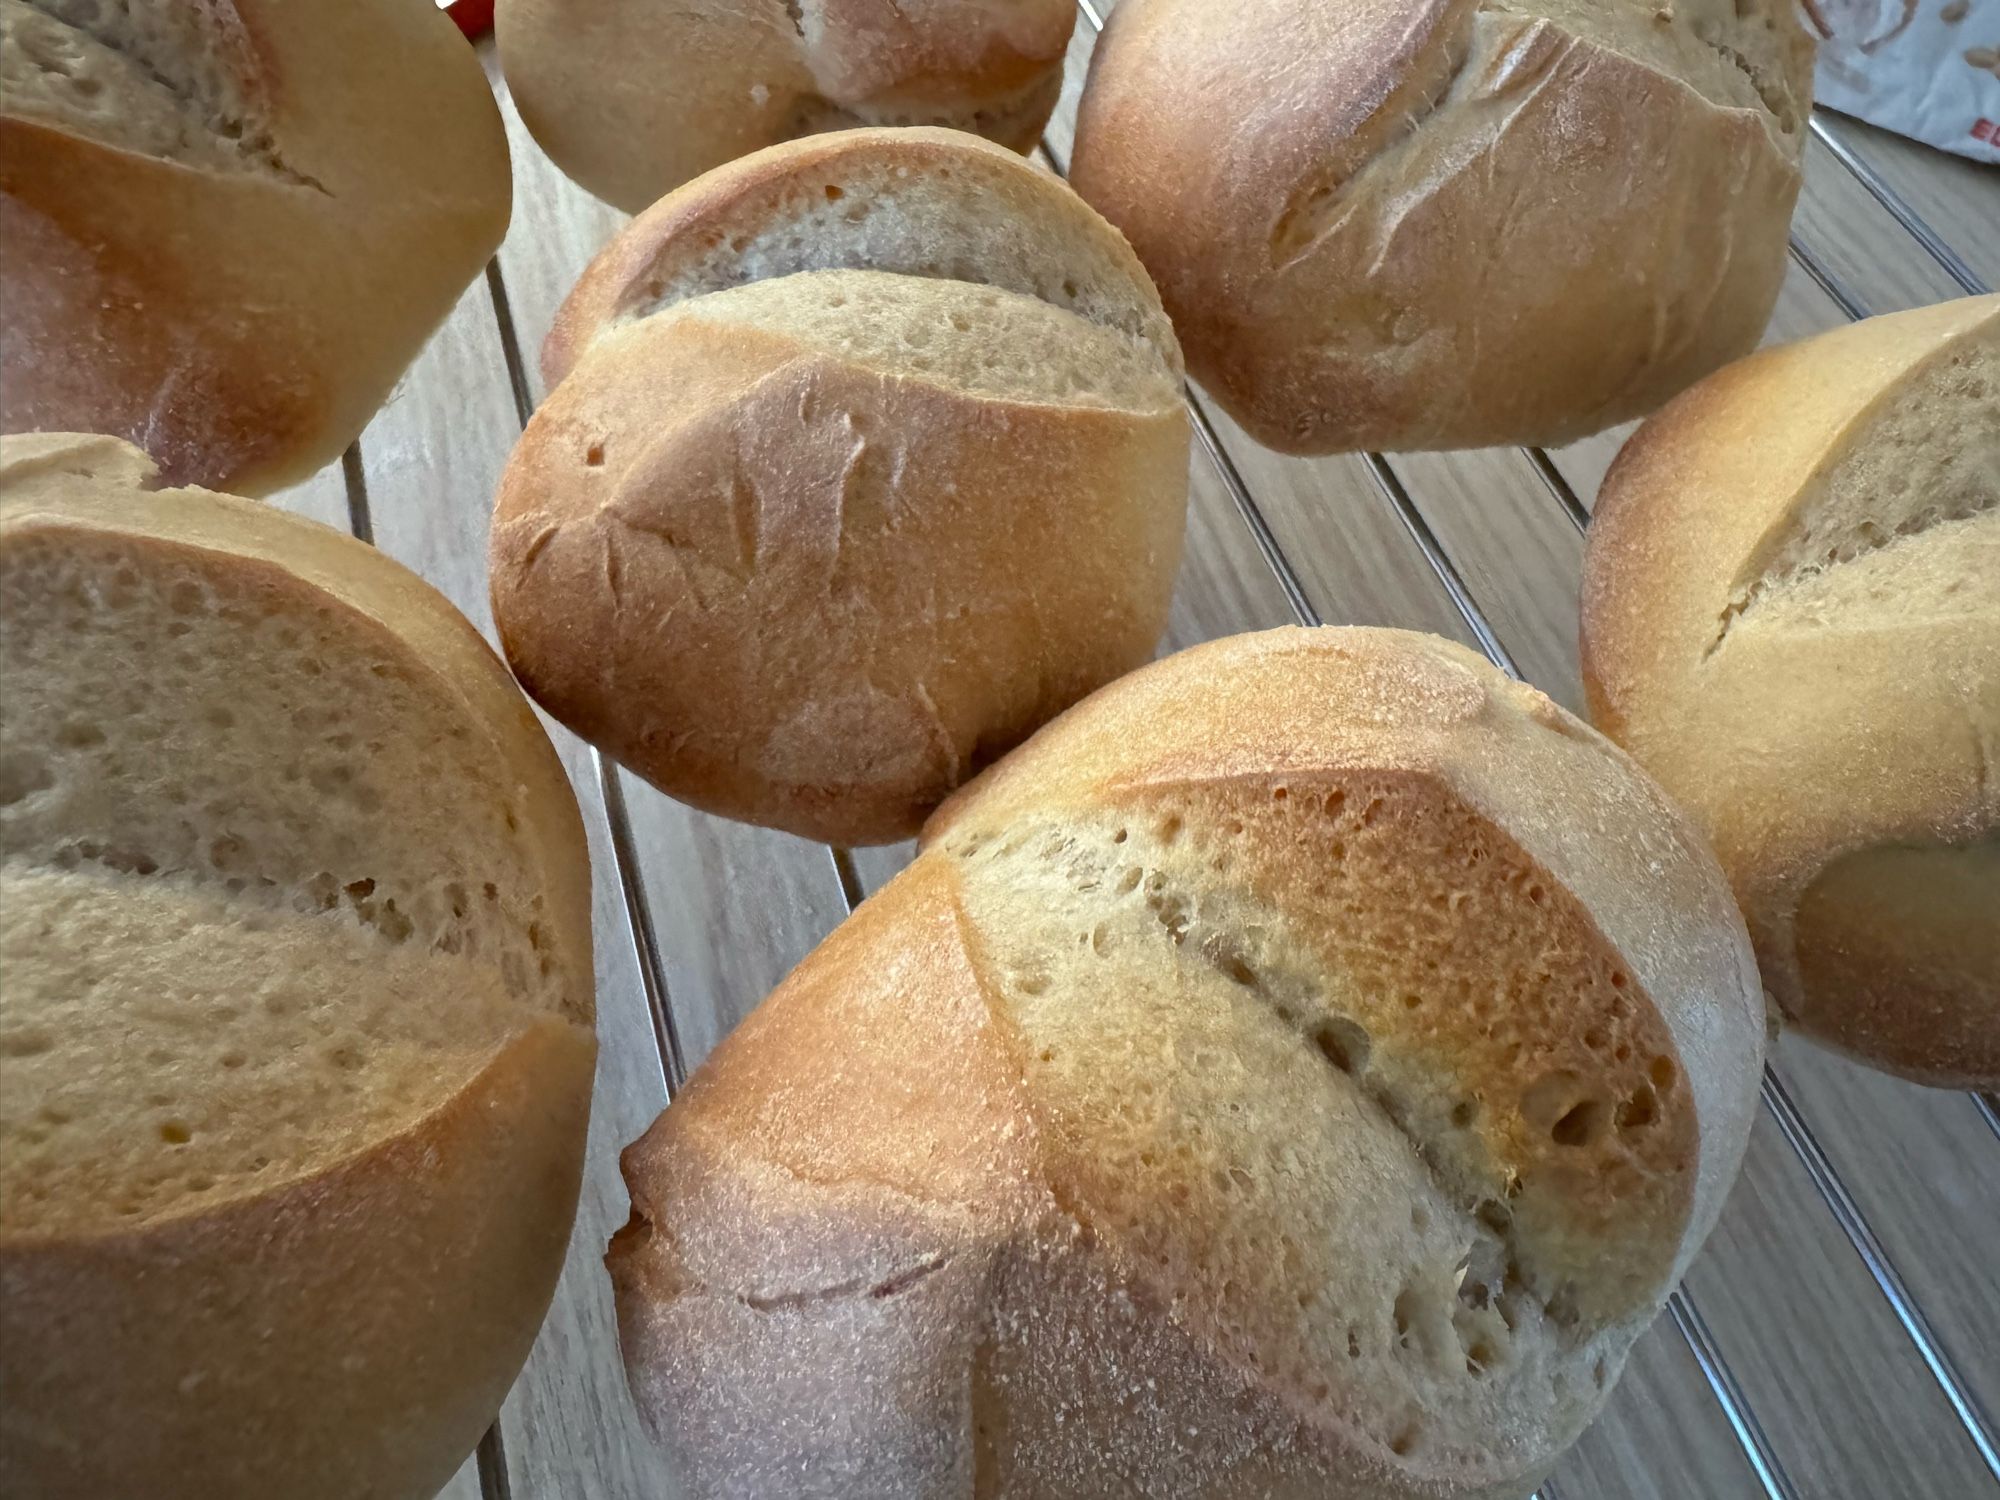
<box><xmin>1494</xmin><ymin>0</ymin><xmax>1807</xmax><ymax>132</ymax></box>
<box><xmin>1704</xmin><ymin>331</ymin><xmax>1998</xmax><ymax>659</ymax></box>
<box><xmin>738</xmin><ymin>1254</ymin><xmax>952</xmax><ymax>1313</ymax></box>
<box><xmin>946</xmin><ymin>805</ymin><xmax>1646</xmax><ymax>1460</ymax></box>
<box><xmin>1268</xmin><ymin>21</ymin><xmax>1477</xmax><ymax>269</ymax></box>
<box><xmin>657</xmin><ymin>269</ymin><xmax>1183</xmax><ymax>414</ymax></box>
<box><xmin>607</xmin><ymin>145</ymin><xmax>1180</xmax><ymax>379</ymax></box>
<box><xmin>1690</xmin><ymin>20</ymin><xmax>1800</xmax><ymax>133</ymax></box>
<box><xmin>2</xmin><ymin>0</ymin><xmax>327</xmax><ymax>190</ymax></box>
<box><xmin>0</xmin><ymin>529</ymin><xmax>590</xmax><ymax>1230</ymax></box>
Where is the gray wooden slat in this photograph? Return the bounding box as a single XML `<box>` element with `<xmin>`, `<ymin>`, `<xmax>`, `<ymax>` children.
<box><xmin>1811</xmin><ymin>114</ymin><xmax>1998</xmax><ymax>295</ymax></box>
<box><xmin>1793</xmin><ymin>134</ymin><xmax>1980</xmax><ymax>311</ymax></box>
<box><xmin>437</xmin><ymin>1457</ymin><xmax>487</xmax><ymax>1500</ymax></box>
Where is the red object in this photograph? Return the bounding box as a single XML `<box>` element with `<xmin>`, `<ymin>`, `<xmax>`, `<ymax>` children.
<box><xmin>1974</xmin><ymin>118</ymin><xmax>1998</xmax><ymax>146</ymax></box>
<box><xmin>446</xmin><ymin>0</ymin><xmax>495</xmax><ymax>39</ymax></box>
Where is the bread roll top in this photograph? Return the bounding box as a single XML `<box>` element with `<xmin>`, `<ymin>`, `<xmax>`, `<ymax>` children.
<box><xmin>498</xmin><ymin>0</ymin><xmax>1075</xmax><ymax>214</ymax></box>
<box><xmin>494</xmin><ymin>129</ymin><xmax>1190</xmax><ymax>846</ymax></box>
<box><xmin>0</xmin><ymin>433</ymin><xmax>594</xmax><ymax>1238</ymax></box>
<box><xmin>545</xmin><ymin>126</ymin><xmax>1182</xmax><ymax>388</ymax></box>
<box><xmin>0</xmin><ymin>0</ymin><xmax>511</xmax><ymax>494</ymax></box>
<box><xmin>613</xmin><ymin>627</ymin><xmax>1764</xmax><ymax>1497</ymax></box>
<box><xmin>1069</xmin><ymin>0</ymin><xmax>1812</xmax><ymax>451</ymax></box>
<box><xmin>1582</xmin><ymin>295</ymin><xmax>1999</xmax><ymax>1086</ymax></box>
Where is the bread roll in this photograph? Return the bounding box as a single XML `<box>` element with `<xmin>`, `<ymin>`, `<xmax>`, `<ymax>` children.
<box><xmin>492</xmin><ymin>128</ymin><xmax>1190</xmax><ymax>847</ymax></box>
<box><xmin>610</xmin><ymin>626</ymin><xmax>1764</xmax><ymax>1498</ymax></box>
<box><xmin>1581</xmin><ymin>295</ymin><xmax>2000</xmax><ymax>1089</ymax></box>
<box><xmin>1068</xmin><ymin>0</ymin><xmax>1813</xmax><ymax>454</ymax></box>
<box><xmin>0</xmin><ymin>0</ymin><xmax>510</xmax><ymax>495</ymax></box>
<box><xmin>498</xmin><ymin>0</ymin><xmax>1074</xmax><ymax>213</ymax></box>
<box><xmin>0</xmin><ymin>435</ymin><xmax>596</xmax><ymax>1499</ymax></box>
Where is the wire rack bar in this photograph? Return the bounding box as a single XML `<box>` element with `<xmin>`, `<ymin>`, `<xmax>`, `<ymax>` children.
<box><xmin>1761</xmin><ymin>1070</ymin><xmax>2000</xmax><ymax>1478</ymax></box>
<box><xmin>1809</xmin><ymin>115</ymin><xmax>1990</xmax><ymax>297</ymax></box>
<box><xmin>1668</xmin><ymin>1291</ymin><xmax>1806</xmax><ymax>1500</ymax></box>
<box><xmin>1976</xmin><ymin>1094</ymin><xmax>2000</xmax><ymax>1145</ymax></box>
<box><xmin>1787</xmin><ymin>233</ymin><xmax>1874</xmax><ymax>323</ymax></box>
<box><xmin>1187</xmin><ymin>397</ymin><xmax>1324</xmax><ymax>627</ymax></box>
<box><xmin>475</xmin><ymin>1424</ymin><xmax>515</xmax><ymax>1500</ymax></box>
<box><xmin>1362</xmin><ymin>452</ymin><xmax>1522</xmax><ymax>676</ymax></box>
<box><xmin>487</xmin><ymin>261</ymin><xmax>688</xmax><ymax>1102</ymax></box>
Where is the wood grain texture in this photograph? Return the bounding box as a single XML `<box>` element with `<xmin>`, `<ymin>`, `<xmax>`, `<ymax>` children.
<box><xmin>1814</xmin><ymin>113</ymin><xmax>2000</xmax><ymax>293</ymax></box>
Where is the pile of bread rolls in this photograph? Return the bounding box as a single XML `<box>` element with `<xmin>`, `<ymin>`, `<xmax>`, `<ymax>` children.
<box><xmin>2</xmin><ymin>0</ymin><xmax>1993</xmax><ymax>1496</ymax></box>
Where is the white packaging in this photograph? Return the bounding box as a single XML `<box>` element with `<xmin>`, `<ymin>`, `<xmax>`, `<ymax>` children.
<box><xmin>1810</xmin><ymin>0</ymin><xmax>2000</xmax><ymax>161</ymax></box>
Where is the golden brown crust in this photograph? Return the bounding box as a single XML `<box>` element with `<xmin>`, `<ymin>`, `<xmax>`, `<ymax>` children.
<box><xmin>0</xmin><ymin>436</ymin><xmax>597</xmax><ymax>1498</ymax></box>
<box><xmin>0</xmin><ymin>0</ymin><xmax>510</xmax><ymax>495</ymax></box>
<box><xmin>3</xmin><ymin>1022</ymin><xmax>593</xmax><ymax>1500</ymax></box>
<box><xmin>1580</xmin><ymin>295</ymin><xmax>2000</xmax><ymax>1088</ymax></box>
<box><xmin>496</xmin><ymin>129</ymin><xmax>1190</xmax><ymax>845</ymax></box>
<box><xmin>613</xmin><ymin>627</ymin><xmax>1764</xmax><ymax>1497</ymax></box>
<box><xmin>1069</xmin><ymin>0</ymin><xmax>1813</xmax><ymax>453</ymax></box>
<box><xmin>498</xmin><ymin>0</ymin><xmax>1075</xmax><ymax>214</ymax></box>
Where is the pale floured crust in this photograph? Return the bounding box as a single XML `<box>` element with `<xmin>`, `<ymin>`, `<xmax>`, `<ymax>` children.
<box><xmin>0</xmin><ymin>435</ymin><xmax>596</xmax><ymax>1499</ymax></box>
<box><xmin>1068</xmin><ymin>0</ymin><xmax>1813</xmax><ymax>454</ymax></box>
<box><xmin>1581</xmin><ymin>295</ymin><xmax>2000</xmax><ymax>1088</ymax></box>
<box><xmin>612</xmin><ymin>626</ymin><xmax>1764</xmax><ymax>1497</ymax></box>
<box><xmin>0</xmin><ymin>1</ymin><xmax>510</xmax><ymax>495</ymax></box>
<box><xmin>497</xmin><ymin>0</ymin><xmax>1075</xmax><ymax>214</ymax></box>
<box><xmin>493</xmin><ymin>129</ymin><xmax>1191</xmax><ymax>846</ymax></box>
<box><xmin>541</xmin><ymin>126</ymin><xmax>1182</xmax><ymax>389</ymax></box>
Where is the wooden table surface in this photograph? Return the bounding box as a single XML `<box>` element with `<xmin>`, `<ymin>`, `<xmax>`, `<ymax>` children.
<box><xmin>269</xmin><ymin>13</ymin><xmax>2000</xmax><ymax>1497</ymax></box>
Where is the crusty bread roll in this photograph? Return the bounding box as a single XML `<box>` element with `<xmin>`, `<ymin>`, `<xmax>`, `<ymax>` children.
<box><xmin>1581</xmin><ymin>295</ymin><xmax>2000</xmax><ymax>1090</ymax></box>
<box><xmin>497</xmin><ymin>0</ymin><xmax>1074</xmax><ymax>214</ymax></box>
<box><xmin>1069</xmin><ymin>0</ymin><xmax>1814</xmax><ymax>454</ymax></box>
<box><xmin>0</xmin><ymin>435</ymin><xmax>596</xmax><ymax>1499</ymax></box>
<box><xmin>610</xmin><ymin>627</ymin><xmax>1764</xmax><ymax>1498</ymax></box>
<box><xmin>492</xmin><ymin>128</ymin><xmax>1190</xmax><ymax>847</ymax></box>
<box><xmin>0</xmin><ymin>0</ymin><xmax>511</xmax><ymax>495</ymax></box>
